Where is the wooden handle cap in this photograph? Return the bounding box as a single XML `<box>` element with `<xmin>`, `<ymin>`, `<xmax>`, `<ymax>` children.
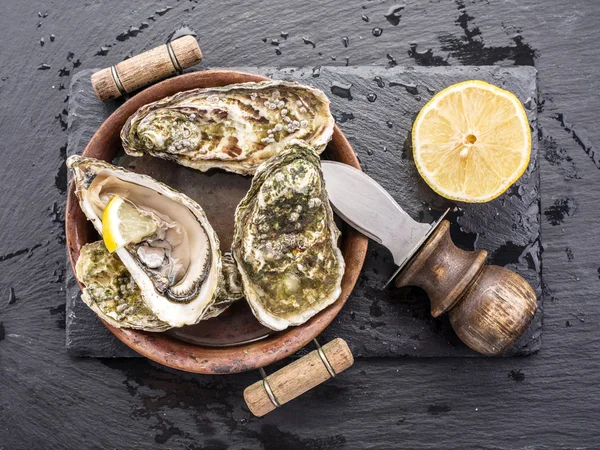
<box><xmin>395</xmin><ymin>220</ymin><xmax>537</xmax><ymax>356</ymax></box>
<box><xmin>244</xmin><ymin>338</ymin><xmax>354</xmax><ymax>417</ymax></box>
<box><xmin>91</xmin><ymin>35</ymin><xmax>202</xmax><ymax>102</ymax></box>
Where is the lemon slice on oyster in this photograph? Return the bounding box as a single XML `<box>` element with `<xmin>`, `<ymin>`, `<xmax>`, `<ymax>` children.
<box><xmin>102</xmin><ymin>195</ymin><xmax>157</xmax><ymax>252</ymax></box>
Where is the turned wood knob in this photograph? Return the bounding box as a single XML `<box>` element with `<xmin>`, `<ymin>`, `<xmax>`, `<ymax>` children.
<box><xmin>91</xmin><ymin>35</ymin><xmax>203</xmax><ymax>102</ymax></box>
<box><xmin>395</xmin><ymin>220</ymin><xmax>537</xmax><ymax>356</ymax></box>
<box><xmin>244</xmin><ymin>338</ymin><xmax>354</xmax><ymax>417</ymax></box>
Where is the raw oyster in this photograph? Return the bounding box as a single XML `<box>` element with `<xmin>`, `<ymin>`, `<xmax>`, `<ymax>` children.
<box><xmin>231</xmin><ymin>141</ymin><xmax>345</xmax><ymax>330</ymax></box>
<box><xmin>68</xmin><ymin>156</ymin><xmax>222</xmax><ymax>327</ymax></box>
<box><xmin>76</xmin><ymin>241</ymin><xmax>170</xmax><ymax>331</ymax></box>
<box><xmin>121</xmin><ymin>81</ymin><xmax>335</xmax><ymax>175</ymax></box>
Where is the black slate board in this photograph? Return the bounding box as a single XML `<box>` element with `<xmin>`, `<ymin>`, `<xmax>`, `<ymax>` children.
<box><xmin>66</xmin><ymin>65</ymin><xmax>541</xmax><ymax>358</ymax></box>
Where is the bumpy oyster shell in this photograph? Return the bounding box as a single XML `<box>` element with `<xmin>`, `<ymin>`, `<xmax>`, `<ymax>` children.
<box><xmin>121</xmin><ymin>81</ymin><xmax>334</xmax><ymax>175</ymax></box>
<box><xmin>203</xmin><ymin>252</ymin><xmax>244</xmax><ymax>319</ymax></box>
<box><xmin>68</xmin><ymin>156</ymin><xmax>222</xmax><ymax>327</ymax></box>
<box><xmin>76</xmin><ymin>241</ymin><xmax>170</xmax><ymax>331</ymax></box>
<box><xmin>231</xmin><ymin>141</ymin><xmax>345</xmax><ymax>330</ymax></box>
<box><xmin>76</xmin><ymin>241</ymin><xmax>241</xmax><ymax>329</ymax></box>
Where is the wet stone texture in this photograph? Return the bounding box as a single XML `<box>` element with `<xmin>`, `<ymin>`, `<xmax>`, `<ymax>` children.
<box><xmin>66</xmin><ymin>66</ymin><xmax>540</xmax><ymax>358</ymax></box>
<box><xmin>2</xmin><ymin>0</ymin><xmax>600</xmax><ymax>448</ymax></box>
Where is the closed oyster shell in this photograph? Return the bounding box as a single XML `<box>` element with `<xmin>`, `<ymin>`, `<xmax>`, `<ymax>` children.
<box><xmin>121</xmin><ymin>81</ymin><xmax>334</xmax><ymax>175</ymax></box>
<box><xmin>203</xmin><ymin>252</ymin><xmax>244</xmax><ymax>319</ymax></box>
<box><xmin>76</xmin><ymin>241</ymin><xmax>170</xmax><ymax>331</ymax></box>
<box><xmin>231</xmin><ymin>141</ymin><xmax>345</xmax><ymax>330</ymax></box>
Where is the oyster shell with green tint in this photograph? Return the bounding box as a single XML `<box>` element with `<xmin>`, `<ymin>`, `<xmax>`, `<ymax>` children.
<box><xmin>231</xmin><ymin>140</ymin><xmax>345</xmax><ymax>330</ymax></box>
<box><xmin>121</xmin><ymin>81</ymin><xmax>334</xmax><ymax>175</ymax></box>
<box><xmin>76</xmin><ymin>241</ymin><xmax>170</xmax><ymax>331</ymax></box>
<box><xmin>76</xmin><ymin>242</ymin><xmax>242</xmax><ymax>329</ymax></box>
<box><xmin>203</xmin><ymin>252</ymin><xmax>244</xmax><ymax>319</ymax></box>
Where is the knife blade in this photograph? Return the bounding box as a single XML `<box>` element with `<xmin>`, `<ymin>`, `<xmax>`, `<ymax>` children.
<box><xmin>321</xmin><ymin>161</ymin><xmax>447</xmax><ymax>287</ymax></box>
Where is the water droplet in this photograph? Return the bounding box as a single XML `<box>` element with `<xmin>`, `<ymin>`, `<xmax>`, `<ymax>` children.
<box><xmin>37</xmin><ymin>63</ymin><xmax>51</xmax><ymax>70</ymax></box>
<box><xmin>50</xmin><ymin>34</ymin><xmax>55</xmax><ymax>42</ymax></box>
<box><xmin>140</xmin><ymin>22</ymin><xmax>149</xmax><ymax>30</ymax></box>
<box><xmin>73</xmin><ymin>59</ymin><xmax>81</xmax><ymax>68</ymax></box>
<box><xmin>383</xmin><ymin>146</ymin><xmax>388</xmax><ymax>152</ymax></box>
<box><xmin>384</xmin><ymin>4</ymin><xmax>405</xmax><ymax>26</ymax></box>
<box><xmin>523</xmin><ymin>97</ymin><xmax>535</xmax><ymax>110</ymax></box>
<box><xmin>386</xmin><ymin>120</ymin><xmax>393</xmax><ymax>128</ymax></box>
<box><xmin>271</xmin><ymin>38</ymin><xmax>280</xmax><ymax>46</ymax></box>
<box><xmin>367</xmin><ymin>149</ymin><xmax>374</xmax><ymax>155</ymax></box>
<box><xmin>389</xmin><ymin>80</ymin><xmax>419</xmax><ymax>95</ymax></box>
<box><xmin>362</xmin><ymin>14</ymin><xmax>370</xmax><ymax>22</ymax></box>
<box><xmin>415</xmin><ymin>95</ymin><xmax>422</xmax><ymax>101</ymax></box>
<box><xmin>240</xmin><ymin>418</ymin><xmax>248</xmax><ymax>424</ymax></box>
<box><xmin>366</xmin><ymin>93</ymin><xmax>377</xmax><ymax>102</ymax></box>
<box><xmin>95</xmin><ymin>46</ymin><xmax>110</xmax><ymax>56</ymax></box>
<box><xmin>345</xmin><ymin>57</ymin><xmax>350</xmax><ymax>66</ymax></box>
<box><xmin>281</xmin><ymin>31</ymin><xmax>289</xmax><ymax>39</ymax></box>
<box><xmin>331</xmin><ymin>55</ymin><xmax>337</xmax><ymax>61</ymax></box>
<box><xmin>372</xmin><ymin>27</ymin><xmax>383</xmax><ymax>37</ymax></box>
<box><xmin>66</xmin><ymin>51</ymin><xmax>74</xmax><ymax>61</ymax></box>
<box><xmin>37</xmin><ymin>11</ymin><xmax>43</xmax><ymax>17</ymax></box>
<box><xmin>155</xmin><ymin>6</ymin><xmax>172</xmax><ymax>16</ymax></box>
<box><xmin>39</xmin><ymin>37</ymin><xmax>45</xmax><ymax>46</ymax></box>
<box><xmin>302</xmin><ymin>37</ymin><xmax>316</xmax><ymax>48</ymax></box>
<box><xmin>168</xmin><ymin>26</ymin><xmax>197</xmax><ymax>42</ymax></box>
<box><xmin>8</xmin><ymin>287</ymin><xmax>17</xmax><ymax>305</ymax></box>
<box><xmin>37</xmin><ymin>21</ymin><xmax>42</xmax><ymax>28</ymax></box>
<box><xmin>275</xmin><ymin>48</ymin><xmax>282</xmax><ymax>56</ymax></box>
<box><xmin>312</xmin><ymin>66</ymin><xmax>321</xmax><ymax>77</ymax></box>
<box><xmin>342</xmin><ymin>36</ymin><xmax>350</xmax><ymax>48</ymax></box>
<box><xmin>426</xmin><ymin>86</ymin><xmax>435</xmax><ymax>94</ymax></box>
<box><xmin>374</xmin><ymin>76</ymin><xmax>385</xmax><ymax>88</ymax></box>
<box><xmin>386</xmin><ymin>53</ymin><xmax>397</xmax><ymax>66</ymax></box>
<box><xmin>261</xmin><ymin>37</ymin><xmax>267</xmax><ymax>43</ymax></box>
<box><xmin>331</xmin><ymin>81</ymin><xmax>353</xmax><ymax>100</ymax></box>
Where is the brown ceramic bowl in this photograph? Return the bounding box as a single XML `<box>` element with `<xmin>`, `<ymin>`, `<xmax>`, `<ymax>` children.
<box><xmin>66</xmin><ymin>70</ymin><xmax>368</xmax><ymax>374</ymax></box>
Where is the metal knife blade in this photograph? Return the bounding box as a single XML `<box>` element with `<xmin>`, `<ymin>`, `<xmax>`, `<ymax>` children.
<box><xmin>321</xmin><ymin>161</ymin><xmax>447</xmax><ymax>286</ymax></box>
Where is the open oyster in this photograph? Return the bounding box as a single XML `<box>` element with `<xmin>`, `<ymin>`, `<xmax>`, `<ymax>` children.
<box><xmin>76</xmin><ymin>241</ymin><xmax>170</xmax><ymax>331</ymax></box>
<box><xmin>68</xmin><ymin>156</ymin><xmax>222</xmax><ymax>327</ymax></box>
<box><xmin>121</xmin><ymin>81</ymin><xmax>335</xmax><ymax>175</ymax></box>
<box><xmin>231</xmin><ymin>141</ymin><xmax>345</xmax><ymax>330</ymax></box>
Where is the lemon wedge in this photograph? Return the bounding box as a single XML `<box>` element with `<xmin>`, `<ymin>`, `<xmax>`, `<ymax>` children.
<box><xmin>412</xmin><ymin>80</ymin><xmax>531</xmax><ymax>203</ymax></box>
<box><xmin>102</xmin><ymin>195</ymin><xmax>157</xmax><ymax>252</ymax></box>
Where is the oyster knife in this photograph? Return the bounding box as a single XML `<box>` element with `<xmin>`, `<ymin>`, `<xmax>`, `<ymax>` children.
<box><xmin>321</xmin><ymin>160</ymin><xmax>538</xmax><ymax>356</ymax></box>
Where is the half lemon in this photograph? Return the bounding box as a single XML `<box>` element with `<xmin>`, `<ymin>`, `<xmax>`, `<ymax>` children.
<box><xmin>412</xmin><ymin>80</ymin><xmax>531</xmax><ymax>203</ymax></box>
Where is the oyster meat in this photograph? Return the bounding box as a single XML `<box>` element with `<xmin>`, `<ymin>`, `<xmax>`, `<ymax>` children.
<box><xmin>68</xmin><ymin>156</ymin><xmax>222</xmax><ymax>327</ymax></box>
<box><xmin>231</xmin><ymin>141</ymin><xmax>345</xmax><ymax>330</ymax></box>
<box><xmin>121</xmin><ymin>80</ymin><xmax>334</xmax><ymax>175</ymax></box>
<box><xmin>76</xmin><ymin>241</ymin><xmax>170</xmax><ymax>331</ymax></box>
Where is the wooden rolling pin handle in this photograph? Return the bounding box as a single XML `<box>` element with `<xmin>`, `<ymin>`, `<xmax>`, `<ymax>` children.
<box><xmin>91</xmin><ymin>35</ymin><xmax>203</xmax><ymax>102</ymax></box>
<box><xmin>244</xmin><ymin>338</ymin><xmax>354</xmax><ymax>417</ymax></box>
<box><xmin>395</xmin><ymin>220</ymin><xmax>537</xmax><ymax>356</ymax></box>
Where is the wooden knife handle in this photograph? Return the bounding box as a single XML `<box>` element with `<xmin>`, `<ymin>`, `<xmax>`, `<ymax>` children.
<box><xmin>244</xmin><ymin>338</ymin><xmax>354</xmax><ymax>417</ymax></box>
<box><xmin>395</xmin><ymin>220</ymin><xmax>537</xmax><ymax>355</ymax></box>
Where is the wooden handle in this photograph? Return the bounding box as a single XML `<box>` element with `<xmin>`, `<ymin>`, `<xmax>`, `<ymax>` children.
<box><xmin>91</xmin><ymin>35</ymin><xmax>202</xmax><ymax>102</ymax></box>
<box><xmin>244</xmin><ymin>338</ymin><xmax>354</xmax><ymax>417</ymax></box>
<box><xmin>395</xmin><ymin>220</ymin><xmax>537</xmax><ymax>355</ymax></box>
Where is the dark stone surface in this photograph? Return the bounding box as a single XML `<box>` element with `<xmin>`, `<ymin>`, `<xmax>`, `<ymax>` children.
<box><xmin>1</xmin><ymin>1</ymin><xmax>599</xmax><ymax>448</ymax></box>
<box><xmin>66</xmin><ymin>65</ymin><xmax>540</xmax><ymax>358</ymax></box>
